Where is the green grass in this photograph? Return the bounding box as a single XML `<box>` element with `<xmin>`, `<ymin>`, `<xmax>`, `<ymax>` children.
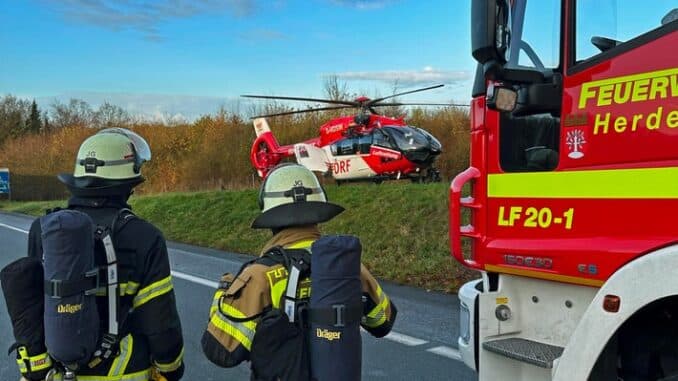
<box><xmin>0</xmin><ymin>182</ymin><xmax>476</xmax><ymax>293</ymax></box>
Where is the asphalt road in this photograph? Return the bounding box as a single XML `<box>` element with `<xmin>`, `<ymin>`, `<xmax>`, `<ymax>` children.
<box><xmin>0</xmin><ymin>212</ymin><xmax>477</xmax><ymax>381</ymax></box>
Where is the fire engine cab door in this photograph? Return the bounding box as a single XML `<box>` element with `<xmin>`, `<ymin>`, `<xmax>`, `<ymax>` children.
<box><xmin>294</xmin><ymin>143</ymin><xmax>329</xmax><ymax>173</ymax></box>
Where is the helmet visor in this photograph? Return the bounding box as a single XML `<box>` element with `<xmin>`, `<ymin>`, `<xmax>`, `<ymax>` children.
<box><xmin>99</xmin><ymin>128</ymin><xmax>152</xmax><ymax>164</ymax></box>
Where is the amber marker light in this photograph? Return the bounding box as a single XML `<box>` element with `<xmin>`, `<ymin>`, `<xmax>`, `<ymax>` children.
<box><xmin>603</xmin><ymin>295</ymin><xmax>621</xmax><ymax>312</ymax></box>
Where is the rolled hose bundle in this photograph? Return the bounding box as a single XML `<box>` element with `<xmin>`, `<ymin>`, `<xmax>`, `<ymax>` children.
<box><xmin>1</xmin><ymin>256</ymin><xmax>49</xmax><ymax>378</ymax></box>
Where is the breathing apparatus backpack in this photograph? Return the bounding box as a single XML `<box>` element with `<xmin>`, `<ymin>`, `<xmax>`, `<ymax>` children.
<box><xmin>1</xmin><ymin>208</ymin><xmax>134</xmax><ymax>380</ymax></box>
<box><xmin>202</xmin><ymin>235</ymin><xmax>363</xmax><ymax>381</ymax></box>
<box><xmin>308</xmin><ymin>235</ymin><xmax>363</xmax><ymax>381</ymax></box>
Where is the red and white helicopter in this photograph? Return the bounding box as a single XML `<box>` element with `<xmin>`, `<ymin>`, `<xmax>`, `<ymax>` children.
<box><xmin>245</xmin><ymin>84</ymin><xmax>464</xmax><ymax>184</ymax></box>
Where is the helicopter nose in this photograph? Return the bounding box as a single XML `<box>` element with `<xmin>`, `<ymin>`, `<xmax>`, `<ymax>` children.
<box><xmin>429</xmin><ymin>140</ymin><xmax>442</xmax><ymax>154</ymax></box>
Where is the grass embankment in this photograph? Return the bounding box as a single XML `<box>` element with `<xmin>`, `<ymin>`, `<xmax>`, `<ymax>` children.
<box><xmin>1</xmin><ymin>182</ymin><xmax>476</xmax><ymax>293</ymax></box>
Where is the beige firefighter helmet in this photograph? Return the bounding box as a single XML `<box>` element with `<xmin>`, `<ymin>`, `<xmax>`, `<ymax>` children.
<box><xmin>251</xmin><ymin>163</ymin><xmax>344</xmax><ymax>229</ymax></box>
<box><xmin>58</xmin><ymin>128</ymin><xmax>151</xmax><ymax>193</ymax></box>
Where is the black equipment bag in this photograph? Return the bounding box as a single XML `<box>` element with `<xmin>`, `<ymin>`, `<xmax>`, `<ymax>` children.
<box><xmin>250</xmin><ymin>307</ymin><xmax>310</xmax><ymax>381</ymax></box>
<box><xmin>41</xmin><ymin>209</ymin><xmax>101</xmax><ymax>367</ymax></box>
<box><xmin>249</xmin><ymin>247</ymin><xmax>312</xmax><ymax>381</ymax></box>
<box><xmin>0</xmin><ymin>256</ymin><xmax>50</xmax><ymax>380</ymax></box>
<box><xmin>309</xmin><ymin>235</ymin><xmax>363</xmax><ymax>381</ymax></box>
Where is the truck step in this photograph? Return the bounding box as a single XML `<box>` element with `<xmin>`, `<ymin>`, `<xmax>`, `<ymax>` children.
<box><xmin>483</xmin><ymin>338</ymin><xmax>564</xmax><ymax>369</ymax></box>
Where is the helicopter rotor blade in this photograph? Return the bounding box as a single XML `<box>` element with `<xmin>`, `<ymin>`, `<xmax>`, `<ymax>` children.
<box><xmin>250</xmin><ymin>105</ymin><xmax>354</xmax><ymax>119</ymax></box>
<box><xmin>368</xmin><ymin>84</ymin><xmax>445</xmax><ymax>105</ymax></box>
<box><xmin>372</xmin><ymin>102</ymin><xmax>471</xmax><ymax>107</ymax></box>
<box><xmin>242</xmin><ymin>94</ymin><xmax>358</xmax><ymax>107</ymax></box>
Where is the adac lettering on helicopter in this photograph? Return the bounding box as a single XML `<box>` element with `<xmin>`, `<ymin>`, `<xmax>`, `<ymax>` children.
<box><xmin>577</xmin><ymin>67</ymin><xmax>678</xmax><ymax>136</ymax></box>
<box><xmin>370</xmin><ymin>146</ymin><xmax>401</xmax><ymax>160</ymax></box>
<box><xmin>329</xmin><ymin>159</ymin><xmax>351</xmax><ymax>174</ymax></box>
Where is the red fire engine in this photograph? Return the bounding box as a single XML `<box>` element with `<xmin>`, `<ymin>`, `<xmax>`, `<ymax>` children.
<box><xmin>451</xmin><ymin>1</ymin><xmax>677</xmax><ymax>379</ymax></box>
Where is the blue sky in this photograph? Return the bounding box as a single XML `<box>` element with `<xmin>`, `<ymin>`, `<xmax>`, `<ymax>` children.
<box><xmin>2</xmin><ymin>1</ymin><xmax>673</xmax><ymax>121</ymax></box>
<box><xmin>0</xmin><ymin>0</ymin><xmax>475</xmax><ymax>120</ymax></box>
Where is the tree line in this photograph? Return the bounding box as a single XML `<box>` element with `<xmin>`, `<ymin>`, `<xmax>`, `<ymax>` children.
<box><xmin>0</xmin><ymin>95</ymin><xmax>133</xmax><ymax>146</ymax></box>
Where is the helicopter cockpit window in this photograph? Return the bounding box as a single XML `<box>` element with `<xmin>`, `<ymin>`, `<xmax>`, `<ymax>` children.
<box><xmin>384</xmin><ymin>126</ymin><xmax>431</xmax><ymax>152</ymax></box>
<box><xmin>499</xmin><ymin>114</ymin><xmax>560</xmax><ymax>172</ymax></box>
<box><xmin>372</xmin><ymin>129</ymin><xmax>394</xmax><ymax>149</ymax></box>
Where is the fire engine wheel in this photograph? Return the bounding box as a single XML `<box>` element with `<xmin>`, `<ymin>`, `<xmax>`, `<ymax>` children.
<box><xmin>590</xmin><ymin>297</ymin><xmax>678</xmax><ymax>380</ymax></box>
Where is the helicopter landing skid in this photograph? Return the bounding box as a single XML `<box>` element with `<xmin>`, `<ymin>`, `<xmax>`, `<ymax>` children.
<box><xmin>410</xmin><ymin>168</ymin><xmax>442</xmax><ymax>183</ymax></box>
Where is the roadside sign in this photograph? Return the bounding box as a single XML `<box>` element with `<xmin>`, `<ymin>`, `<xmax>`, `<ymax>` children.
<box><xmin>0</xmin><ymin>168</ymin><xmax>10</xmax><ymax>199</ymax></box>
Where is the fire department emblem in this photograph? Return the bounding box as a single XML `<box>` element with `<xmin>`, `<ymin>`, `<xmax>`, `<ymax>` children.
<box><xmin>566</xmin><ymin>129</ymin><xmax>586</xmax><ymax>159</ymax></box>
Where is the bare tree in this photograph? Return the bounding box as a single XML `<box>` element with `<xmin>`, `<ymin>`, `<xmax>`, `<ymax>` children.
<box><xmin>323</xmin><ymin>75</ymin><xmax>351</xmax><ymax>101</ymax></box>
<box><xmin>93</xmin><ymin>102</ymin><xmax>131</xmax><ymax>128</ymax></box>
<box><xmin>50</xmin><ymin>99</ymin><xmax>94</xmax><ymax>128</ymax></box>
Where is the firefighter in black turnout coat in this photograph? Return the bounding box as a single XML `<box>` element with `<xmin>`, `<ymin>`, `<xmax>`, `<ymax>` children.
<box><xmin>202</xmin><ymin>163</ymin><xmax>397</xmax><ymax>380</ymax></box>
<box><xmin>24</xmin><ymin>129</ymin><xmax>185</xmax><ymax>380</ymax></box>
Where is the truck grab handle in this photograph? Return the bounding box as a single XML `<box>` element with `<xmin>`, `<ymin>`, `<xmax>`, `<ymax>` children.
<box><xmin>449</xmin><ymin>167</ymin><xmax>482</xmax><ymax>270</ymax></box>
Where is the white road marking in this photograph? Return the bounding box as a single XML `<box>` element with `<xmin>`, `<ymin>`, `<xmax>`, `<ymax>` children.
<box><xmin>384</xmin><ymin>331</ymin><xmax>428</xmax><ymax>346</ymax></box>
<box><xmin>0</xmin><ymin>223</ymin><xmax>28</xmax><ymax>234</ymax></box>
<box><xmin>171</xmin><ymin>270</ymin><xmax>219</xmax><ymax>288</ymax></box>
<box><xmin>0</xmin><ymin>218</ymin><xmax>464</xmax><ymax>363</ymax></box>
<box><xmin>427</xmin><ymin>346</ymin><xmax>462</xmax><ymax>360</ymax></box>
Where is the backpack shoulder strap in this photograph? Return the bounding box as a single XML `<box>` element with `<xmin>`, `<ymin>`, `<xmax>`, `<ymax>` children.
<box><xmin>87</xmin><ymin>209</ymin><xmax>136</xmax><ymax>368</ymax></box>
<box><xmin>114</xmin><ymin>208</ymin><xmax>136</xmax><ymax>231</ymax></box>
<box><xmin>261</xmin><ymin>247</ymin><xmax>311</xmax><ymax>323</ymax></box>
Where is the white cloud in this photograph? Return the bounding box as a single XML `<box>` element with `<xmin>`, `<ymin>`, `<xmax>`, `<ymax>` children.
<box><xmin>332</xmin><ymin>67</ymin><xmax>472</xmax><ymax>87</ymax></box>
<box><xmin>42</xmin><ymin>0</ymin><xmax>258</xmax><ymax>40</ymax></box>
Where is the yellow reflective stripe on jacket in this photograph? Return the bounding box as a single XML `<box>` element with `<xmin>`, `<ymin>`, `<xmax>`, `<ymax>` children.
<box><xmin>210</xmin><ymin>290</ymin><xmax>226</xmax><ymax>316</ymax></box>
<box><xmin>16</xmin><ymin>347</ymin><xmax>52</xmax><ymax>373</ymax></box>
<box><xmin>363</xmin><ymin>285</ymin><xmax>389</xmax><ymax>328</ymax></box>
<box><xmin>154</xmin><ymin>347</ymin><xmax>184</xmax><ymax>373</ymax></box>
<box><xmin>210</xmin><ymin>303</ymin><xmax>257</xmax><ymax>350</ymax></box>
<box><xmin>95</xmin><ymin>282</ymin><xmax>141</xmax><ymax>297</ymax></box>
<box><xmin>53</xmin><ymin>368</ymin><xmax>152</xmax><ymax>381</ymax></box>
<box><xmin>133</xmin><ymin>276</ymin><xmax>173</xmax><ymax>308</ymax></box>
<box><xmin>121</xmin><ymin>281</ymin><xmax>140</xmax><ymax>296</ymax></box>
<box><xmin>270</xmin><ymin>278</ymin><xmax>288</xmax><ymax>309</ymax></box>
<box><xmin>108</xmin><ymin>335</ymin><xmax>133</xmax><ymax>377</ymax></box>
<box><xmin>286</xmin><ymin>240</ymin><xmax>314</xmax><ymax>249</ymax></box>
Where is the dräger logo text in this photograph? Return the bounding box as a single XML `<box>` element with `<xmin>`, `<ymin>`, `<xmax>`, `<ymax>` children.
<box><xmin>316</xmin><ymin>328</ymin><xmax>341</xmax><ymax>341</ymax></box>
<box><xmin>57</xmin><ymin>303</ymin><xmax>82</xmax><ymax>314</ymax></box>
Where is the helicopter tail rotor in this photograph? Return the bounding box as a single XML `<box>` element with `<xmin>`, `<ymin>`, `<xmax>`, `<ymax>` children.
<box><xmin>250</xmin><ymin>119</ymin><xmax>283</xmax><ymax>177</ymax></box>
